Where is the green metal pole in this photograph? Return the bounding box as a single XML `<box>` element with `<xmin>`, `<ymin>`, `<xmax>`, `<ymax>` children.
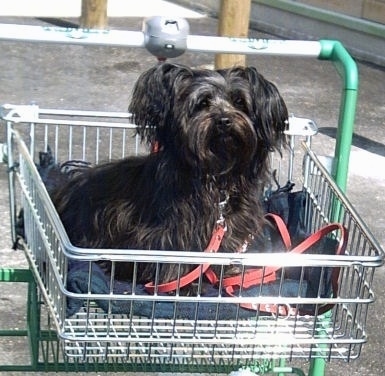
<box><xmin>27</xmin><ymin>270</ymin><xmax>40</xmax><ymax>370</ymax></box>
<box><xmin>318</xmin><ymin>40</ymin><xmax>359</xmax><ymax>192</ymax></box>
<box><xmin>308</xmin><ymin>357</ymin><xmax>326</xmax><ymax>376</ymax></box>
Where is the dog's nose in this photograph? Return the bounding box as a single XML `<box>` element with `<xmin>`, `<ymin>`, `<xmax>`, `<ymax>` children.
<box><xmin>219</xmin><ymin>117</ymin><xmax>231</xmax><ymax>128</ymax></box>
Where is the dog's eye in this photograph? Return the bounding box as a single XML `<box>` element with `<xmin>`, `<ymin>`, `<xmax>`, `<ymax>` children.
<box><xmin>196</xmin><ymin>98</ymin><xmax>210</xmax><ymax>110</ymax></box>
<box><xmin>231</xmin><ymin>94</ymin><xmax>248</xmax><ymax>111</ymax></box>
<box><xmin>233</xmin><ymin>97</ymin><xmax>247</xmax><ymax>110</ymax></box>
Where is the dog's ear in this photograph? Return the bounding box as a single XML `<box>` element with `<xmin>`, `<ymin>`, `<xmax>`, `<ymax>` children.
<box><xmin>223</xmin><ymin>66</ymin><xmax>288</xmax><ymax>152</ymax></box>
<box><xmin>129</xmin><ymin>63</ymin><xmax>193</xmax><ymax>148</ymax></box>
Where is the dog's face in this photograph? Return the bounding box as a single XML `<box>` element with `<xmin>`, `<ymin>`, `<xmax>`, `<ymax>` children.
<box><xmin>129</xmin><ymin>63</ymin><xmax>288</xmax><ymax>181</ymax></box>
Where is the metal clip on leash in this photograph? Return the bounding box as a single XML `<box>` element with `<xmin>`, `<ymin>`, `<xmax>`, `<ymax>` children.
<box><xmin>217</xmin><ymin>191</ymin><xmax>229</xmax><ymax>231</ymax></box>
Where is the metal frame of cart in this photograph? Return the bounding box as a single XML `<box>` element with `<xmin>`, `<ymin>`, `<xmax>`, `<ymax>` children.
<box><xmin>0</xmin><ymin>20</ymin><xmax>383</xmax><ymax>376</ymax></box>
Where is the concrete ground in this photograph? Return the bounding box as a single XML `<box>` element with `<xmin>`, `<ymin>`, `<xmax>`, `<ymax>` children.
<box><xmin>0</xmin><ymin>1</ymin><xmax>384</xmax><ymax>375</ymax></box>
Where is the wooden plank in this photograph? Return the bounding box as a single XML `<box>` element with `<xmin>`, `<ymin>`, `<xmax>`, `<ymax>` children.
<box><xmin>215</xmin><ymin>0</ymin><xmax>251</xmax><ymax>68</ymax></box>
<box><xmin>80</xmin><ymin>0</ymin><xmax>108</xmax><ymax>29</ymax></box>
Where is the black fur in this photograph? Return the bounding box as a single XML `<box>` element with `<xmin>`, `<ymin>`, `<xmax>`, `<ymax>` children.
<box><xmin>52</xmin><ymin>63</ymin><xmax>288</xmax><ymax>286</ymax></box>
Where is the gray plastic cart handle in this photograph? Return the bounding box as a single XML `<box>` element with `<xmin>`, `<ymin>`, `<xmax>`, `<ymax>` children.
<box><xmin>0</xmin><ymin>23</ymin><xmax>358</xmax><ymax>191</ymax></box>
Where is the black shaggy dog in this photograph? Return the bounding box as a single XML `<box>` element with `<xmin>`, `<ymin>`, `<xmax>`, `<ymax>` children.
<box><xmin>52</xmin><ymin>63</ymin><xmax>288</xmax><ymax>289</ymax></box>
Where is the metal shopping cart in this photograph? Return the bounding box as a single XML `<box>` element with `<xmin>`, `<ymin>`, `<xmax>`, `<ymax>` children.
<box><xmin>0</xmin><ymin>18</ymin><xmax>384</xmax><ymax>376</ymax></box>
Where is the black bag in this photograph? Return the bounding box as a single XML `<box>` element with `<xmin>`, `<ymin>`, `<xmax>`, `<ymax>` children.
<box><xmin>258</xmin><ymin>181</ymin><xmax>347</xmax><ymax>314</ymax></box>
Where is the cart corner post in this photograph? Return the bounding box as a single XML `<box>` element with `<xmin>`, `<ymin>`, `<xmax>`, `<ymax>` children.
<box><xmin>215</xmin><ymin>0</ymin><xmax>252</xmax><ymax>69</ymax></box>
<box><xmin>318</xmin><ymin>40</ymin><xmax>359</xmax><ymax>192</ymax></box>
<box><xmin>80</xmin><ymin>0</ymin><xmax>108</xmax><ymax>29</ymax></box>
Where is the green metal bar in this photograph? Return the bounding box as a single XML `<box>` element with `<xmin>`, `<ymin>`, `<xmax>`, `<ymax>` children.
<box><xmin>272</xmin><ymin>365</ymin><xmax>306</xmax><ymax>375</ymax></box>
<box><xmin>0</xmin><ymin>329</ymin><xmax>29</xmax><ymax>336</ymax></box>
<box><xmin>27</xmin><ymin>270</ymin><xmax>40</xmax><ymax>370</ymax></box>
<box><xmin>318</xmin><ymin>40</ymin><xmax>359</xmax><ymax>192</ymax></box>
<box><xmin>253</xmin><ymin>0</ymin><xmax>385</xmax><ymax>39</ymax></box>
<box><xmin>0</xmin><ymin>268</ymin><xmax>38</xmax><ymax>372</ymax></box>
<box><xmin>0</xmin><ymin>268</ymin><xmax>35</xmax><ymax>282</ymax></box>
<box><xmin>278</xmin><ymin>358</ymin><xmax>287</xmax><ymax>376</ymax></box>
<box><xmin>307</xmin><ymin>310</ymin><xmax>334</xmax><ymax>376</ymax></box>
<box><xmin>308</xmin><ymin>358</ymin><xmax>326</xmax><ymax>376</ymax></box>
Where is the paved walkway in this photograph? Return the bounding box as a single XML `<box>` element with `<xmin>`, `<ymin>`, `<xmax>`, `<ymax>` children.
<box><xmin>0</xmin><ymin>0</ymin><xmax>204</xmax><ymax>18</ymax></box>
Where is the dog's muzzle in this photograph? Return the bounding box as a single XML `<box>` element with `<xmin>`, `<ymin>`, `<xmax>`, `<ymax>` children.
<box><xmin>195</xmin><ymin>112</ymin><xmax>258</xmax><ymax>175</ymax></box>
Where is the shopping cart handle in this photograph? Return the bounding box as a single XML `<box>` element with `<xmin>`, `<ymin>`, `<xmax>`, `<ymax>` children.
<box><xmin>0</xmin><ymin>23</ymin><xmax>146</xmax><ymax>47</ymax></box>
<box><xmin>0</xmin><ymin>21</ymin><xmax>358</xmax><ymax>191</ymax></box>
<box><xmin>319</xmin><ymin>40</ymin><xmax>359</xmax><ymax>191</ymax></box>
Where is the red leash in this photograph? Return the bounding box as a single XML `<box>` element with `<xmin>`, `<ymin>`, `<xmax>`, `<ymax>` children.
<box><xmin>224</xmin><ymin>214</ymin><xmax>347</xmax><ymax>315</ymax></box>
<box><xmin>144</xmin><ymin>224</ymin><xmax>226</xmax><ymax>294</ymax></box>
<box><xmin>144</xmin><ymin>213</ymin><xmax>347</xmax><ymax>316</ymax></box>
<box><xmin>144</xmin><ymin>214</ymin><xmax>292</xmax><ymax>294</ymax></box>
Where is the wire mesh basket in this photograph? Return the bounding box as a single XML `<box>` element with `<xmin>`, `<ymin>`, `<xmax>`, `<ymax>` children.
<box><xmin>2</xmin><ymin>104</ymin><xmax>383</xmax><ymax>369</ymax></box>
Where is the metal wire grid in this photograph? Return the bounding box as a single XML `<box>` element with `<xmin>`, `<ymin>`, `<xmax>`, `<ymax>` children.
<box><xmin>4</xmin><ymin>107</ymin><xmax>383</xmax><ymax>366</ymax></box>
<box><xmin>61</xmin><ymin>310</ymin><xmax>351</xmax><ymax>361</ymax></box>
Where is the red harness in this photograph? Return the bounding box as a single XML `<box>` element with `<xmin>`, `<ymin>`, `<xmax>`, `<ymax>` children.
<box><xmin>144</xmin><ymin>224</ymin><xmax>227</xmax><ymax>294</ymax></box>
<box><xmin>144</xmin><ymin>213</ymin><xmax>347</xmax><ymax>316</ymax></box>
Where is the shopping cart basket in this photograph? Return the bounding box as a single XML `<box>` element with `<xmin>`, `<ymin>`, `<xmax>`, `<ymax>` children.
<box><xmin>1</xmin><ymin>19</ymin><xmax>384</xmax><ymax>376</ymax></box>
